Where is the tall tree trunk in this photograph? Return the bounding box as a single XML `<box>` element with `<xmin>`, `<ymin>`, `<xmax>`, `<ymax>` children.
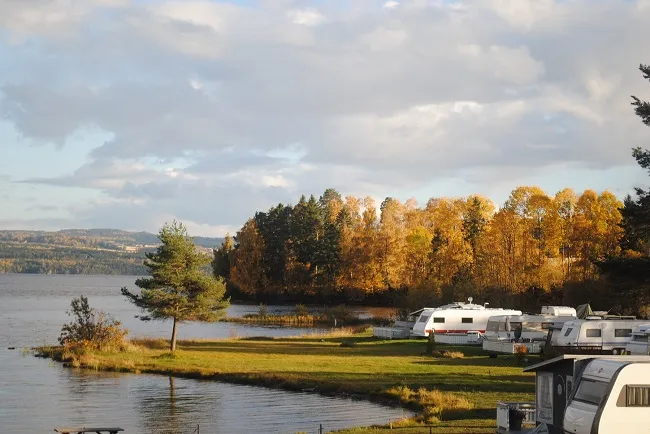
<box><xmin>170</xmin><ymin>317</ymin><xmax>178</xmax><ymax>352</ymax></box>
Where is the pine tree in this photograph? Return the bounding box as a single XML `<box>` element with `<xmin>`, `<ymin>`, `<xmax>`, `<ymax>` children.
<box><xmin>212</xmin><ymin>233</ymin><xmax>234</xmax><ymax>279</ymax></box>
<box><xmin>121</xmin><ymin>221</ymin><xmax>229</xmax><ymax>352</ymax></box>
<box><xmin>622</xmin><ymin>64</ymin><xmax>650</xmax><ymax>253</ymax></box>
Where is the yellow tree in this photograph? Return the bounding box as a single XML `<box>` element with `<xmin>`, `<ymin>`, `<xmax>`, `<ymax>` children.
<box><xmin>598</xmin><ymin>191</ymin><xmax>624</xmax><ymax>257</ymax></box>
<box><xmin>502</xmin><ymin>186</ymin><xmax>547</xmax><ymax>289</ymax></box>
<box><xmin>229</xmin><ymin>219</ymin><xmax>266</xmax><ymax>296</ymax></box>
<box><xmin>378</xmin><ymin>197</ymin><xmax>407</xmax><ymax>288</ymax></box>
<box><xmin>336</xmin><ymin>196</ymin><xmax>362</xmax><ymax>291</ymax></box>
<box><xmin>348</xmin><ymin>197</ymin><xmax>383</xmax><ymax>293</ymax></box>
<box><xmin>485</xmin><ymin>207</ymin><xmax>520</xmax><ymax>291</ymax></box>
<box><xmin>554</xmin><ymin>188</ymin><xmax>578</xmax><ymax>282</ymax></box>
<box><xmin>404</xmin><ymin>225</ymin><xmax>433</xmax><ymax>287</ymax></box>
<box><xmin>425</xmin><ymin>198</ymin><xmax>471</xmax><ymax>287</ymax></box>
<box><xmin>573</xmin><ymin>190</ymin><xmax>601</xmax><ymax>281</ymax></box>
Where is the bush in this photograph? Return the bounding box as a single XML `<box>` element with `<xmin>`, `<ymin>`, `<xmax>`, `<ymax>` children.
<box><xmin>325</xmin><ymin>304</ymin><xmax>356</xmax><ymax>324</ymax></box>
<box><xmin>295</xmin><ymin>304</ymin><xmax>309</xmax><ymax>317</ymax></box>
<box><xmin>59</xmin><ymin>296</ymin><xmax>128</xmax><ymax>352</ymax></box>
<box><xmin>385</xmin><ymin>385</ymin><xmax>473</xmax><ymax>422</ymax></box>
<box><xmin>426</xmin><ymin>332</ymin><xmax>437</xmax><ymax>353</ymax></box>
<box><xmin>257</xmin><ymin>303</ymin><xmax>268</xmax><ymax>318</ymax></box>
<box><xmin>514</xmin><ymin>344</ymin><xmax>529</xmax><ymax>365</ymax></box>
<box><xmin>431</xmin><ymin>350</ymin><xmax>465</xmax><ymax>359</ymax></box>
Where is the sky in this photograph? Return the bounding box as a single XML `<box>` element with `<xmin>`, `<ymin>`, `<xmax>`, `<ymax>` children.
<box><xmin>1</xmin><ymin>0</ymin><xmax>650</xmax><ymax>237</ymax></box>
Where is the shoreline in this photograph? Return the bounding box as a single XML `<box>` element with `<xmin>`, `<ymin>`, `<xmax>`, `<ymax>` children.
<box><xmin>37</xmin><ymin>331</ymin><xmax>535</xmax><ymax>433</ymax></box>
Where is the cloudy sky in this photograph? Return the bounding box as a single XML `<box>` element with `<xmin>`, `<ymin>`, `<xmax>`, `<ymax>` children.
<box><xmin>1</xmin><ymin>0</ymin><xmax>649</xmax><ymax>237</ymax></box>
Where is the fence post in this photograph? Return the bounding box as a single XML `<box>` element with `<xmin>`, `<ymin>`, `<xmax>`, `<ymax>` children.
<box><xmin>319</xmin><ymin>423</ymin><xmax>323</xmax><ymax>434</ymax></box>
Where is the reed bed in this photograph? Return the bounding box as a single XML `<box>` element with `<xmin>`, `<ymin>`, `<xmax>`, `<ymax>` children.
<box><xmin>227</xmin><ymin>314</ymin><xmax>324</xmax><ymax>326</ymax></box>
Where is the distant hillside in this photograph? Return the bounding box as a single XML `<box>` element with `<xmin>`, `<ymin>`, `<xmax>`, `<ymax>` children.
<box><xmin>53</xmin><ymin>228</ymin><xmax>224</xmax><ymax>249</ymax></box>
<box><xmin>0</xmin><ymin>229</ymin><xmax>223</xmax><ymax>275</ymax></box>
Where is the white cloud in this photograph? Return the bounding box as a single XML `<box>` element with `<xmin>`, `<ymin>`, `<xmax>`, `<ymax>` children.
<box><xmin>286</xmin><ymin>8</ymin><xmax>326</xmax><ymax>26</ymax></box>
<box><xmin>361</xmin><ymin>27</ymin><xmax>409</xmax><ymax>51</ymax></box>
<box><xmin>0</xmin><ymin>0</ymin><xmax>649</xmax><ymax>235</ymax></box>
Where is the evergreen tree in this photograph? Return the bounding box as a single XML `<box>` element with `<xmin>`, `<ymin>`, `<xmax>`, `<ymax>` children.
<box><xmin>462</xmin><ymin>196</ymin><xmax>488</xmax><ymax>269</ymax></box>
<box><xmin>121</xmin><ymin>221</ymin><xmax>229</xmax><ymax>351</ymax></box>
<box><xmin>212</xmin><ymin>233</ymin><xmax>234</xmax><ymax>279</ymax></box>
<box><xmin>622</xmin><ymin>65</ymin><xmax>650</xmax><ymax>253</ymax></box>
<box><xmin>255</xmin><ymin>204</ymin><xmax>293</xmax><ymax>287</ymax></box>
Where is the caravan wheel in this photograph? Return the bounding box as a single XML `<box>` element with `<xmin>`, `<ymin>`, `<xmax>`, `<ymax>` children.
<box><xmin>611</xmin><ymin>348</ymin><xmax>623</xmax><ymax>355</ymax></box>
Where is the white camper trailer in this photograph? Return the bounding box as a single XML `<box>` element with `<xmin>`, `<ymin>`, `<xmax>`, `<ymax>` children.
<box><xmin>626</xmin><ymin>324</ymin><xmax>650</xmax><ymax>355</ymax></box>
<box><xmin>482</xmin><ymin>307</ymin><xmax>576</xmax><ymax>355</ymax></box>
<box><xmin>555</xmin><ymin>318</ymin><xmax>644</xmax><ymax>355</ymax></box>
<box><xmin>563</xmin><ymin>358</ymin><xmax>650</xmax><ymax>434</ymax></box>
<box><xmin>411</xmin><ymin>299</ymin><xmax>521</xmax><ymax>337</ymax></box>
<box><xmin>484</xmin><ymin>308</ymin><xmax>577</xmax><ymax>342</ymax></box>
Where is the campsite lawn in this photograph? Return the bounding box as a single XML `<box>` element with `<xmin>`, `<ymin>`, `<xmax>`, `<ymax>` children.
<box><xmin>42</xmin><ymin>330</ymin><xmax>536</xmax><ymax>433</ymax></box>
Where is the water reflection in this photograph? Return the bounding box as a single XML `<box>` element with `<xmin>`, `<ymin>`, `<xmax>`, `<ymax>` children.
<box><xmin>137</xmin><ymin>376</ymin><xmax>211</xmax><ymax>434</ymax></box>
<box><xmin>0</xmin><ymin>275</ymin><xmax>411</xmax><ymax>433</ymax></box>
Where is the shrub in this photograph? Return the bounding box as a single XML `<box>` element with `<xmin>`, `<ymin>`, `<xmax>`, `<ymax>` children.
<box><xmin>514</xmin><ymin>344</ymin><xmax>529</xmax><ymax>365</ymax></box>
<box><xmin>257</xmin><ymin>303</ymin><xmax>268</xmax><ymax>318</ymax></box>
<box><xmin>59</xmin><ymin>296</ymin><xmax>128</xmax><ymax>352</ymax></box>
<box><xmin>325</xmin><ymin>304</ymin><xmax>356</xmax><ymax>324</ymax></box>
<box><xmin>385</xmin><ymin>385</ymin><xmax>473</xmax><ymax>420</ymax></box>
<box><xmin>431</xmin><ymin>350</ymin><xmax>465</xmax><ymax>359</ymax></box>
<box><xmin>295</xmin><ymin>304</ymin><xmax>309</xmax><ymax>317</ymax></box>
<box><xmin>426</xmin><ymin>332</ymin><xmax>437</xmax><ymax>353</ymax></box>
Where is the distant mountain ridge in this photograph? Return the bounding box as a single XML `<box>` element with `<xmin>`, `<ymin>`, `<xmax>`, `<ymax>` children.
<box><xmin>0</xmin><ymin>229</ymin><xmax>224</xmax><ymax>275</ymax></box>
<box><xmin>1</xmin><ymin>228</ymin><xmax>224</xmax><ymax>248</ymax></box>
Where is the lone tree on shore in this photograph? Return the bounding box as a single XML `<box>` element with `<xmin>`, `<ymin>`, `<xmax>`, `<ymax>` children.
<box><xmin>121</xmin><ymin>221</ymin><xmax>230</xmax><ymax>351</ymax></box>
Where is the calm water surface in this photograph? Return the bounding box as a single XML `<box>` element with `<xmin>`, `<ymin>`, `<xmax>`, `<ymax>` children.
<box><xmin>0</xmin><ymin>274</ymin><xmax>408</xmax><ymax>433</ymax></box>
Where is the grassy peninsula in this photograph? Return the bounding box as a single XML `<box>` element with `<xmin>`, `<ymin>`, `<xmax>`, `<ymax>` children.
<box><xmin>41</xmin><ymin>329</ymin><xmax>535</xmax><ymax>433</ymax></box>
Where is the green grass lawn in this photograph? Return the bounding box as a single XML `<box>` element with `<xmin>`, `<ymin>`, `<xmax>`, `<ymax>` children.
<box><xmin>43</xmin><ymin>330</ymin><xmax>536</xmax><ymax>433</ymax></box>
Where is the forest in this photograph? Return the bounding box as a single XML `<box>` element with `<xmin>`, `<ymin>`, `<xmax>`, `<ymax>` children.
<box><xmin>215</xmin><ymin>186</ymin><xmax>640</xmax><ymax>312</ymax></box>
<box><xmin>0</xmin><ymin>244</ymin><xmax>149</xmax><ymax>275</ymax></box>
<box><xmin>213</xmin><ymin>65</ymin><xmax>650</xmax><ymax>317</ymax></box>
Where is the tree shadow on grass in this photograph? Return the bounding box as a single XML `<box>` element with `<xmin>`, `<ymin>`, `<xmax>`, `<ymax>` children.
<box><xmin>413</xmin><ymin>356</ymin><xmax>542</xmax><ymax>368</ymax></box>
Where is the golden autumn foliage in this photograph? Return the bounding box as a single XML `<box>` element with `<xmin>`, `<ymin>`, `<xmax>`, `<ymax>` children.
<box><xmin>225</xmin><ymin>186</ymin><xmax>628</xmax><ymax>311</ymax></box>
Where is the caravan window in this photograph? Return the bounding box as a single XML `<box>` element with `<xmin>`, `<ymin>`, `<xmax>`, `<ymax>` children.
<box><xmin>586</xmin><ymin>329</ymin><xmax>602</xmax><ymax>338</ymax></box>
<box><xmin>615</xmin><ymin>329</ymin><xmax>632</xmax><ymax>338</ymax></box>
<box><xmin>626</xmin><ymin>386</ymin><xmax>650</xmax><ymax>407</ymax></box>
<box><xmin>633</xmin><ymin>334</ymin><xmax>650</xmax><ymax>342</ymax></box>
<box><xmin>564</xmin><ymin>327</ymin><xmax>573</xmax><ymax>337</ymax></box>
<box><xmin>418</xmin><ymin>315</ymin><xmax>430</xmax><ymax>323</ymax></box>
<box><xmin>574</xmin><ymin>379</ymin><xmax>608</xmax><ymax>406</ymax></box>
<box><xmin>461</xmin><ymin>318</ymin><xmax>473</xmax><ymax>324</ymax></box>
<box><xmin>433</xmin><ymin>317</ymin><xmax>445</xmax><ymax>323</ymax></box>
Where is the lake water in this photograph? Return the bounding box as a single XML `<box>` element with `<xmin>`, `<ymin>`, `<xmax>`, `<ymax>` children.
<box><xmin>0</xmin><ymin>274</ymin><xmax>409</xmax><ymax>433</ymax></box>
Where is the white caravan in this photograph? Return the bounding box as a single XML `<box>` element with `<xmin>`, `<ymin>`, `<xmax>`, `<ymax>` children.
<box><xmin>556</xmin><ymin>318</ymin><xmax>643</xmax><ymax>355</ymax></box>
<box><xmin>626</xmin><ymin>324</ymin><xmax>650</xmax><ymax>355</ymax></box>
<box><xmin>483</xmin><ymin>306</ymin><xmax>577</xmax><ymax>343</ymax></box>
<box><xmin>410</xmin><ymin>299</ymin><xmax>521</xmax><ymax>337</ymax></box>
<box><xmin>563</xmin><ymin>358</ymin><xmax>650</xmax><ymax>434</ymax></box>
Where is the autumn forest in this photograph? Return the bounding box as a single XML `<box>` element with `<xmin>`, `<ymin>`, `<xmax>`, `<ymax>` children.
<box><xmin>214</xmin><ymin>186</ymin><xmax>637</xmax><ymax>312</ymax></box>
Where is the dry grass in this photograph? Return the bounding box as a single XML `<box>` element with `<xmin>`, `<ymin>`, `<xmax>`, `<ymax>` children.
<box><xmin>386</xmin><ymin>386</ymin><xmax>473</xmax><ymax>423</ymax></box>
<box><xmin>430</xmin><ymin>350</ymin><xmax>465</xmax><ymax>359</ymax></box>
